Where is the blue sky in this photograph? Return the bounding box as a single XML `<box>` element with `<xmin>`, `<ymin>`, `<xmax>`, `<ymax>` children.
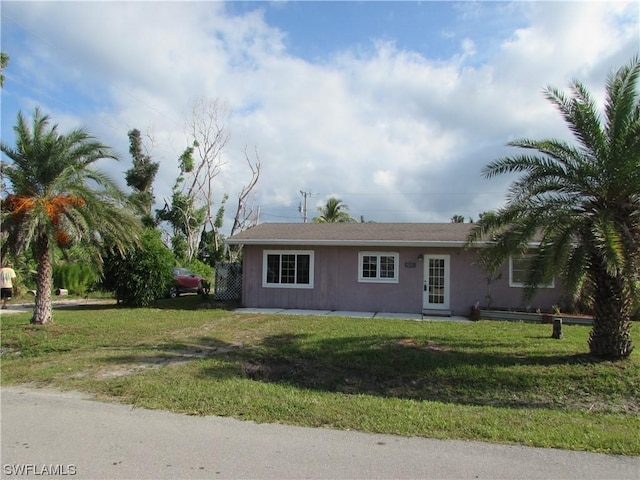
<box><xmin>249</xmin><ymin>2</ymin><xmax>524</xmax><ymax>63</ymax></box>
<box><xmin>1</xmin><ymin>1</ymin><xmax>639</xmax><ymax>232</ymax></box>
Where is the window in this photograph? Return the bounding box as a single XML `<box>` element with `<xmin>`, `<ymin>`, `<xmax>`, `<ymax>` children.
<box><xmin>358</xmin><ymin>251</ymin><xmax>399</xmax><ymax>283</ymax></box>
<box><xmin>509</xmin><ymin>255</ymin><xmax>554</xmax><ymax>288</ymax></box>
<box><xmin>263</xmin><ymin>250</ymin><xmax>314</xmax><ymax>288</ymax></box>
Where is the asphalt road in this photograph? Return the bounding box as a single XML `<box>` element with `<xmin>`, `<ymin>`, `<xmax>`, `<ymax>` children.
<box><xmin>1</xmin><ymin>386</ymin><xmax>638</xmax><ymax>480</ymax></box>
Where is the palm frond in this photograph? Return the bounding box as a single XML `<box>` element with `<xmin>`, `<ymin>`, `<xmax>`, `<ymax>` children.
<box><xmin>605</xmin><ymin>56</ymin><xmax>640</xmax><ymax>153</ymax></box>
<box><xmin>473</xmin><ymin>59</ymin><xmax>639</xmax><ymax>358</ymax></box>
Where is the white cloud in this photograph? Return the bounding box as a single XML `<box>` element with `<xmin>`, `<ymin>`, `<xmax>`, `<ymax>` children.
<box><xmin>1</xmin><ymin>1</ymin><xmax>638</xmax><ymax>232</ymax></box>
<box><xmin>373</xmin><ymin>170</ymin><xmax>396</xmax><ymax>189</ymax></box>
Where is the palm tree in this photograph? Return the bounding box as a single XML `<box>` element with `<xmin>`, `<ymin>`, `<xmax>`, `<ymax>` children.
<box><xmin>313</xmin><ymin>197</ymin><xmax>355</xmax><ymax>223</ymax></box>
<box><xmin>1</xmin><ymin>108</ymin><xmax>142</xmax><ymax>324</ymax></box>
<box><xmin>1</xmin><ymin>52</ymin><xmax>9</xmax><ymax>88</ymax></box>
<box><xmin>467</xmin><ymin>57</ymin><xmax>640</xmax><ymax>360</ymax></box>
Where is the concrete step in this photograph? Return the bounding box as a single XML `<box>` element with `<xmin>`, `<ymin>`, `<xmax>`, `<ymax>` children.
<box><xmin>422</xmin><ymin>309</ymin><xmax>451</xmax><ymax>317</ymax></box>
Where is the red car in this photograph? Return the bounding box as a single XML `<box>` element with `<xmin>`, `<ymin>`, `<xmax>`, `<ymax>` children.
<box><xmin>170</xmin><ymin>267</ymin><xmax>210</xmax><ymax>297</ymax></box>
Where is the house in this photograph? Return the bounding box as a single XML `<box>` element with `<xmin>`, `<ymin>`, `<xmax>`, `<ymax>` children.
<box><xmin>225</xmin><ymin>223</ymin><xmax>563</xmax><ymax>317</ymax></box>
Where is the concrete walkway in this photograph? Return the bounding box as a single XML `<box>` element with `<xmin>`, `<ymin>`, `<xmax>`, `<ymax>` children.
<box><xmin>234</xmin><ymin>307</ymin><xmax>471</xmax><ymax>322</ymax></box>
<box><xmin>0</xmin><ymin>299</ymin><xmax>471</xmax><ymax>323</ymax></box>
<box><xmin>2</xmin><ymin>386</ymin><xmax>638</xmax><ymax>480</ymax></box>
<box><xmin>0</xmin><ymin>298</ymin><xmax>115</xmax><ymax>316</ymax></box>
<box><xmin>1</xmin><ymin>301</ymin><xmax>470</xmax><ymax>323</ymax></box>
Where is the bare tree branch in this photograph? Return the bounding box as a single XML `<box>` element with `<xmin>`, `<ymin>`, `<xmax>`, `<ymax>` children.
<box><xmin>230</xmin><ymin>146</ymin><xmax>261</xmax><ymax>239</ymax></box>
<box><xmin>181</xmin><ymin>98</ymin><xmax>231</xmax><ymax>260</ymax></box>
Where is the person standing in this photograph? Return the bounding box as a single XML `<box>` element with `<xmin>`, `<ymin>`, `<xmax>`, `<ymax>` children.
<box><xmin>0</xmin><ymin>262</ymin><xmax>17</xmax><ymax>309</ymax></box>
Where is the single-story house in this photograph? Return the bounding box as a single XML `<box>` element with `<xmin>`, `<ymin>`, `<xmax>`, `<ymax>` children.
<box><xmin>226</xmin><ymin>223</ymin><xmax>563</xmax><ymax>317</ymax></box>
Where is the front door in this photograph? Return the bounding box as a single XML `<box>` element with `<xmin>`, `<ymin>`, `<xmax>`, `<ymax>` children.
<box><xmin>423</xmin><ymin>255</ymin><xmax>450</xmax><ymax>311</ymax></box>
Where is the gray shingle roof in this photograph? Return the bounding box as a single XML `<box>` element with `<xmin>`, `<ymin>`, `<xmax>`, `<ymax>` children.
<box><xmin>226</xmin><ymin>222</ymin><xmax>483</xmax><ymax>247</ymax></box>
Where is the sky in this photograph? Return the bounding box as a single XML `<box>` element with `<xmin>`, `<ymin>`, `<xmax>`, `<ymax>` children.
<box><xmin>1</xmin><ymin>1</ymin><xmax>639</xmax><ymax>235</ymax></box>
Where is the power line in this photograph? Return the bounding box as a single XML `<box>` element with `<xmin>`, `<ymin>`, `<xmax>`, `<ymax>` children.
<box><xmin>260</xmin><ymin>212</ymin><xmax>301</xmax><ymax>220</ymax></box>
<box><xmin>307</xmin><ymin>190</ymin><xmax>506</xmax><ymax>197</ymax></box>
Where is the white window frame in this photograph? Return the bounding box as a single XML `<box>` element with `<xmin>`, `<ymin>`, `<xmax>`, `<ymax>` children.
<box><xmin>509</xmin><ymin>254</ymin><xmax>555</xmax><ymax>288</ymax></box>
<box><xmin>262</xmin><ymin>250</ymin><xmax>314</xmax><ymax>289</ymax></box>
<box><xmin>358</xmin><ymin>251</ymin><xmax>399</xmax><ymax>284</ymax></box>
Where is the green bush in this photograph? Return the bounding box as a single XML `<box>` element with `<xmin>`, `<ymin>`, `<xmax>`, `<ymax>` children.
<box><xmin>183</xmin><ymin>258</ymin><xmax>214</xmax><ymax>284</ymax></box>
<box><xmin>53</xmin><ymin>262</ymin><xmax>99</xmax><ymax>296</ymax></box>
<box><xmin>101</xmin><ymin>228</ymin><xmax>174</xmax><ymax>307</ymax></box>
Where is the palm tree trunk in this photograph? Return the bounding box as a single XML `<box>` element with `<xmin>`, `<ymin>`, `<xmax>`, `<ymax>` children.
<box><xmin>32</xmin><ymin>234</ymin><xmax>53</xmax><ymax>325</ymax></box>
<box><xmin>588</xmin><ymin>262</ymin><xmax>634</xmax><ymax>359</ymax></box>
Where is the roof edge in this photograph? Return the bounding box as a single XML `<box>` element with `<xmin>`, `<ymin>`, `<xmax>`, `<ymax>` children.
<box><xmin>225</xmin><ymin>239</ymin><xmax>528</xmax><ymax>248</ymax></box>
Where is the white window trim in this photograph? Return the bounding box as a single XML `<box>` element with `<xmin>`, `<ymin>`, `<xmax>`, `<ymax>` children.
<box><xmin>262</xmin><ymin>250</ymin><xmax>314</xmax><ymax>289</ymax></box>
<box><xmin>509</xmin><ymin>254</ymin><xmax>555</xmax><ymax>288</ymax></box>
<box><xmin>358</xmin><ymin>251</ymin><xmax>399</xmax><ymax>284</ymax></box>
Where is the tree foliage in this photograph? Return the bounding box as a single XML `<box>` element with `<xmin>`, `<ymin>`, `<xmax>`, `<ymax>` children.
<box><xmin>467</xmin><ymin>57</ymin><xmax>640</xmax><ymax>359</ymax></box>
<box><xmin>101</xmin><ymin>228</ymin><xmax>174</xmax><ymax>307</ymax></box>
<box><xmin>53</xmin><ymin>262</ymin><xmax>99</xmax><ymax>296</ymax></box>
<box><xmin>157</xmin><ymin>98</ymin><xmax>261</xmax><ymax>264</ymax></box>
<box><xmin>156</xmin><ymin>145</ymin><xmax>207</xmax><ymax>263</ymax></box>
<box><xmin>0</xmin><ymin>52</ymin><xmax>9</xmax><ymax>88</ymax></box>
<box><xmin>313</xmin><ymin>197</ymin><xmax>355</xmax><ymax>223</ymax></box>
<box><xmin>197</xmin><ymin>194</ymin><xmax>228</xmax><ymax>266</ymax></box>
<box><xmin>1</xmin><ymin>107</ymin><xmax>142</xmax><ymax>323</ymax></box>
<box><xmin>125</xmin><ymin>128</ymin><xmax>159</xmax><ymax>227</ymax></box>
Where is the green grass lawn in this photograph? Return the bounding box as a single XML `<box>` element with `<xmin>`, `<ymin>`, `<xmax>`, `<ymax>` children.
<box><xmin>1</xmin><ymin>297</ymin><xmax>639</xmax><ymax>455</ymax></box>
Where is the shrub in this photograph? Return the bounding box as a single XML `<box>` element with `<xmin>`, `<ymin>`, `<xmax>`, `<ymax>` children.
<box><xmin>184</xmin><ymin>258</ymin><xmax>214</xmax><ymax>284</ymax></box>
<box><xmin>101</xmin><ymin>229</ymin><xmax>174</xmax><ymax>307</ymax></box>
<box><xmin>53</xmin><ymin>262</ymin><xmax>99</xmax><ymax>296</ymax></box>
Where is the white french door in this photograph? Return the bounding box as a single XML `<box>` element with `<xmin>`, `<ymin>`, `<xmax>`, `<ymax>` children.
<box><xmin>422</xmin><ymin>255</ymin><xmax>450</xmax><ymax>311</ymax></box>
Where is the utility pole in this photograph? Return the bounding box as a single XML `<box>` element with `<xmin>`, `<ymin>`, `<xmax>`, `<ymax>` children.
<box><xmin>299</xmin><ymin>190</ymin><xmax>313</xmax><ymax>223</ymax></box>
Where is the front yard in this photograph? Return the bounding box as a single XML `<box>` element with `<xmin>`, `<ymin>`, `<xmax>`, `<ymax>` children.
<box><xmin>1</xmin><ymin>298</ymin><xmax>638</xmax><ymax>455</ymax></box>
